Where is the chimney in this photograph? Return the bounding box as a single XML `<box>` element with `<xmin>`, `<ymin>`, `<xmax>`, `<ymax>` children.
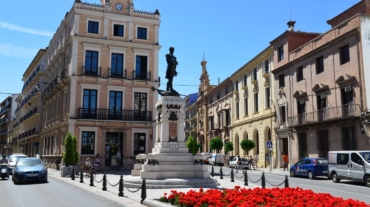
<box><xmin>287</xmin><ymin>20</ymin><xmax>296</xmax><ymax>31</ymax></box>
<box><xmin>218</xmin><ymin>78</ymin><xmax>220</xmax><ymax>84</ymax></box>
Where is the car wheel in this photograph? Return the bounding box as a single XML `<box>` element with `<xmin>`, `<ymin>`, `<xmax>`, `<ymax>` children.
<box><xmin>332</xmin><ymin>172</ymin><xmax>340</xmax><ymax>183</ymax></box>
<box><xmin>290</xmin><ymin>170</ymin><xmax>295</xmax><ymax>177</ymax></box>
<box><xmin>308</xmin><ymin>171</ymin><xmax>314</xmax><ymax>180</ymax></box>
<box><xmin>365</xmin><ymin>176</ymin><xmax>370</xmax><ymax>187</ymax></box>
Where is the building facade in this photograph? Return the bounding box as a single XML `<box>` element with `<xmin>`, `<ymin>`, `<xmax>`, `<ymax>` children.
<box><xmin>271</xmin><ymin>1</ymin><xmax>370</xmax><ymax>166</ymax></box>
<box><xmin>0</xmin><ymin>95</ymin><xmax>18</xmax><ymax>155</ymax></box>
<box><xmin>184</xmin><ymin>93</ymin><xmax>198</xmax><ymax>141</ymax></box>
<box><xmin>230</xmin><ymin>46</ymin><xmax>275</xmax><ymax>167</ymax></box>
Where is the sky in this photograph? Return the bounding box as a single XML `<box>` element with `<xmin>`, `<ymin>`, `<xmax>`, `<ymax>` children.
<box><xmin>0</xmin><ymin>0</ymin><xmax>360</xmax><ymax>101</ymax></box>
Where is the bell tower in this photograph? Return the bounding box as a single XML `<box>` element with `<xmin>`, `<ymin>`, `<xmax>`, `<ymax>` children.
<box><xmin>100</xmin><ymin>0</ymin><xmax>110</xmax><ymax>6</ymax></box>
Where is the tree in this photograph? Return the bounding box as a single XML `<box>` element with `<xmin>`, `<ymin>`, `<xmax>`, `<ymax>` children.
<box><xmin>210</xmin><ymin>137</ymin><xmax>223</xmax><ymax>153</ymax></box>
<box><xmin>224</xmin><ymin>141</ymin><xmax>234</xmax><ymax>155</ymax></box>
<box><xmin>240</xmin><ymin>139</ymin><xmax>256</xmax><ymax>155</ymax></box>
<box><xmin>186</xmin><ymin>136</ymin><xmax>198</xmax><ymax>155</ymax></box>
<box><xmin>62</xmin><ymin>132</ymin><xmax>80</xmax><ymax>166</ymax></box>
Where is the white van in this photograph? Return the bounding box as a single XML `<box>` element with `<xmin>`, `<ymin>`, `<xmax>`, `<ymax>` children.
<box><xmin>208</xmin><ymin>154</ymin><xmax>224</xmax><ymax>166</ymax></box>
<box><xmin>328</xmin><ymin>151</ymin><xmax>370</xmax><ymax>187</ymax></box>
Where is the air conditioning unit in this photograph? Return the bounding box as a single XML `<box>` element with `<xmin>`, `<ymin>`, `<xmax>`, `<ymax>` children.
<box><xmin>320</xmin><ymin>94</ymin><xmax>326</xmax><ymax>99</ymax></box>
<box><xmin>344</xmin><ymin>86</ymin><xmax>352</xmax><ymax>92</ymax></box>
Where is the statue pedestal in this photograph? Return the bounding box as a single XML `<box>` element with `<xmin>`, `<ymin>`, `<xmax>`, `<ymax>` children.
<box><xmin>137</xmin><ymin>96</ymin><xmax>213</xmax><ymax>182</ymax></box>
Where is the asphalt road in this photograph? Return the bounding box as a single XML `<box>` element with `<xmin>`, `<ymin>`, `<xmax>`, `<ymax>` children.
<box><xmin>0</xmin><ymin>175</ymin><xmax>124</xmax><ymax>207</ymax></box>
<box><xmin>210</xmin><ymin>166</ymin><xmax>370</xmax><ymax>204</ymax></box>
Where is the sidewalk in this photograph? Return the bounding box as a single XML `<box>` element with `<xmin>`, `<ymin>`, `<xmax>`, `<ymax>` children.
<box><xmin>48</xmin><ymin>169</ymin><xmax>257</xmax><ymax>207</ymax></box>
<box><xmin>252</xmin><ymin>167</ymin><xmax>290</xmax><ymax>177</ymax></box>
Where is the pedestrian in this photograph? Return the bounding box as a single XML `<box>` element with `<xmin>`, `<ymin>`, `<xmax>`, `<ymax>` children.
<box><xmin>85</xmin><ymin>158</ymin><xmax>94</xmax><ymax>170</ymax></box>
<box><xmin>254</xmin><ymin>154</ymin><xmax>259</xmax><ymax>169</ymax></box>
<box><xmin>305</xmin><ymin>154</ymin><xmax>309</xmax><ymax>158</ymax></box>
<box><xmin>116</xmin><ymin>150</ymin><xmax>121</xmax><ymax>170</ymax></box>
<box><xmin>249</xmin><ymin>155</ymin><xmax>256</xmax><ymax>170</ymax></box>
<box><xmin>96</xmin><ymin>154</ymin><xmax>101</xmax><ymax>166</ymax></box>
<box><xmin>235</xmin><ymin>155</ymin><xmax>242</xmax><ymax>173</ymax></box>
<box><xmin>282</xmin><ymin>152</ymin><xmax>288</xmax><ymax>171</ymax></box>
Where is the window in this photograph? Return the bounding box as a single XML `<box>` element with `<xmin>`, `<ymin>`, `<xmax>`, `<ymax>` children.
<box><xmin>111</xmin><ymin>53</ymin><xmax>124</xmax><ymax>78</ymax></box>
<box><xmin>340</xmin><ymin>45</ymin><xmax>350</xmax><ymax>64</ymax></box>
<box><xmin>264</xmin><ymin>60</ymin><xmax>269</xmax><ymax>73</ymax></box>
<box><xmin>109</xmin><ymin>91</ymin><xmax>122</xmax><ymax>119</ymax></box>
<box><xmin>317</xmin><ymin>130</ymin><xmax>329</xmax><ymax>158</ymax></box>
<box><xmin>317</xmin><ymin>94</ymin><xmax>327</xmax><ymax>121</ymax></box>
<box><xmin>297</xmin><ymin>66</ymin><xmax>303</xmax><ymax>82</ymax></box>
<box><xmin>85</xmin><ymin>51</ymin><xmax>99</xmax><ymax>76</ymax></box>
<box><xmin>133</xmin><ymin>133</ymin><xmax>146</xmax><ymax>155</ymax></box>
<box><xmin>297</xmin><ymin>100</ymin><xmax>306</xmax><ymax>124</ymax></box>
<box><xmin>244</xmin><ymin>97</ymin><xmax>248</xmax><ymax>116</ymax></box>
<box><xmin>137</xmin><ymin>27</ymin><xmax>147</xmax><ymax>39</ymax></box>
<box><xmin>351</xmin><ymin>153</ymin><xmax>362</xmax><ymax>165</ymax></box>
<box><xmin>81</xmin><ymin>131</ymin><xmax>95</xmax><ymax>154</ymax></box>
<box><xmin>337</xmin><ymin>153</ymin><xmax>349</xmax><ymax>165</ymax></box>
<box><xmin>243</xmin><ymin>75</ymin><xmax>247</xmax><ymax>87</ymax></box>
<box><xmin>113</xmin><ymin>24</ymin><xmax>124</xmax><ymax>37</ymax></box>
<box><xmin>225</xmin><ymin>86</ymin><xmax>229</xmax><ymax>95</ymax></box>
<box><xmin>134</xmin><ymin>92</ymin><xmax>147</xmax><ymax>120</ymax></box>
<box><xmin>218</xmin><ymin>113</ymin><xmax>221</xmax><ymax>128</ymax></box>
<box><xmin>236</xmin><ymin>102</ymin><xmax>239</xmax><ymax>119</ymax></box>
<box><xmin>316</xmin><ymin>56</ymin><xmax>324</xmax><ymax>74</ymax></box>
<box><xmin>341</xmin><ymin>87</ymin><xmax>354</xmax><ymax>117</ymax></box>
<box><xmin>279</xmin><ymin>74</ymin><xmax>285</xmax><ymax>88</ymax></box>
<box><xmin>135</xmin><ymin>56</ymin><xmax>148</xmax><ymax>80</ymax></box>
<box><xmin>304</xmin><ymin>159</ymin><xmax>311</xmax><ymax>164</ymax></box>
<box><xmin>224</xmin><ymin>110</ymin><xmax>230</xmax><ymax>126</ymax></box>
<box><xmin>280</xmin><ymin>106</ymin><xmax>286</xmax><ymax>123</ymax></box>
<box><xmin>265</xmin><ymin>87</ymin><xmax>270</xmax><ymax>108</ymax></box>
<box><xmin>235</xmin><ymin>81</ymin><xmax>238</xmax><ymax>91</ymax></box>
<box><xmin>252</xmin><ymin>68</ymin><xmax>257</xmax><ymax>81</ymax></box>
<box><xmin>298</xmin><ymin>133</ymin><xmax>307</xmax><ymax>159</ymax></box>
<box><xmin>278</xmin><ymin>46</ymin><xmax>284</xmax><ymax>61</ymax></box>
<box><xmin>342</xmin><ymin>127</ymin><xmax>356</xmax><ymax>150</ymax></box>
<box><xmin>83</xmin><ymin>89</ymin><xmax>97</xmax><ymax>118</ymax></box>
<box><xmin>88</xmin><ymin>21</ymin><xmax>99</xmax><ymax>34</ymax></box>
<box><xmin>254</xmin><ymin>93</ymin><xmax>258</xmax><ymax>112</ymax></box>
<box><xmin>208</xmin><ymin>116</ymin><xmax>214</xmax><ymax>131</ymax></box>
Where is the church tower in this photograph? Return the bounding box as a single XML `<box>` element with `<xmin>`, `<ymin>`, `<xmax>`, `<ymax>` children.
<box><xmin>197</xmin><ymin>59</ymin><xmax>212</xmax><ymax>100</ymax></box>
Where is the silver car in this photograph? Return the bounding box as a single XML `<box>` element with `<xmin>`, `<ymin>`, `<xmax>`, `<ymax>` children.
<box><xmin>7</xmin><ymin>154</ymin><xmax>27</xmax><ymax>173</ymax></box>
<box><xmin>229</xmin><ymin>157</ymin><xmax>250</xmax><ymax>169</ymax></box>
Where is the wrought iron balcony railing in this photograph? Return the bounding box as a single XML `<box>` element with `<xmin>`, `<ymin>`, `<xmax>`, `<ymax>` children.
<box><xmin>78</xmin><ymin>108</ymin><xmax>152</xmax><ymax>122</ymax></box>
<box><xmin>108</xmin><ymin>68</ymin><xmax>127</xmax><ymax>79</ymax></box>
<box><xmin>82</xmin><ymin>66</ymin><xmax>101</xmax><ymax>77</ymax></box>
<box><xmin>287</xmin><ymin>104</ymin><xmax>360</xmax><ymax>127</ymax></box>
<box><xmin>132</xmin><ymin>70</ymin><xmax>151</xmax><ymax>81</ymax></box>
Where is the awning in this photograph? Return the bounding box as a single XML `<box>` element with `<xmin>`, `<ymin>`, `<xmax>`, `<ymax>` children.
<box><xmin>0</xmin><ymin>114</ymin><xmax>5</xmax><ymax>119</ymax></box>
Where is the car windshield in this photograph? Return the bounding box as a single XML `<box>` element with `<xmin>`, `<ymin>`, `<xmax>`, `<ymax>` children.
<box><xmin>359</xmin><ymin>152</ymin><xmax>370</xmax><ymax>163</ymax></box>
<box><xmin>17</xmin><ymin>159</ymin><xmax>43</xmax><ymax>167</ymax></box>
<box><xmin>9</xmin><ymin>156</ymin><xmax>27</xmax><ymax>162</ymax></box>
<box><xmin>316</xmin><ymin>159</ymin><xmax>328</xmax><ymax>164</ymax></box>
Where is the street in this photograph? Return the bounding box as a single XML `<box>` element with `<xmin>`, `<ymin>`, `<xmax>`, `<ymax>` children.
<box><xmin>209</xmin><ymin>165</ymin><xmax>370</xmax><ymax>204</ymax></box>
<box><xmin>0</xmin><ymin>174</ymin><xmax>124</xmax><ymax>207</ymax></box>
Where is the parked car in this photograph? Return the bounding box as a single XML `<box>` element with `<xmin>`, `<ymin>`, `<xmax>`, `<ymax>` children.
<box><xmin>229</xmin><ymin>157</ymin><xmax>250</xmax><ymax>170</ymax></box>
<box><xmin>209</xmin><ymin>154</ymin><xmax>225</xmax><ymax>166</ymax></box>
<box><xmin>200</xmin><ymin>152</ymin><xmax>213</xmax><ymax>164</ymax></box>
<box><xmin>289</xmin><ymin>158</ymin><xmax>328</xmax><ymax>179</ymax></box>
<box><xmin>12</xmin><ymin>158</ymin><xmax>48</xmax><ymax>184</ymax></box>
<box><xmin>7</xmin><ymin>154</ymin><xmax>28</xmax><ymax>173</ymax></box>
<box><xmin>328</xmin><ymin>150</ymin><xmax>370</xmax><ymax>187</ymax></box>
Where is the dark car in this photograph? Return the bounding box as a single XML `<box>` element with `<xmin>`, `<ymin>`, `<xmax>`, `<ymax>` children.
<box><xmin>289</xmin><ymin>158</ymin><xmax>328</xmax><ymax>180</ymax></box>
<box><xmin>12</xmin><ymin>158</ymin><xmax>48</xmax><ymax>184</ymax></box>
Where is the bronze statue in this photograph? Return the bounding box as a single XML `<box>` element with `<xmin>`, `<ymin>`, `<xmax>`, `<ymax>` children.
<box><xmin>165</xmin><ymin>47</ymin><xmax>178</xmax><ymax>92</ymax></box>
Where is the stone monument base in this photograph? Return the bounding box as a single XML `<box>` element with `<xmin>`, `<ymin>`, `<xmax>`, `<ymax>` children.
<box><xmin>124</xmin><ymin>176</ymin><xmax>219</xmax><ymax>189</ymax></box>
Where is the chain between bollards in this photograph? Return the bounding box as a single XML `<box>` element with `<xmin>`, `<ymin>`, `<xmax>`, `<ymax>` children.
<box><xmin>230</xmin><ymin>168</ymin><xmax>234</xmax><ymax>182</ymax></box>
<box><xmin>211</xmin><ymin>165</ymin><xmax>214</xmax><ymax>177</ymax></box>
<box><xmin>244</xmin><ymin>170</ymin><xmax>248</xmax><ymax>186</ymax></box>
<box><xmin>118</xmin><ymin>175</ymin><xmax>124</xmax><ymax>197</ymax></box>
<box><xmin>71</xmin><ymin>167</ymin><xmax>75</xmax><ymax>180</ymax></box>
<box><xmin>220</xmin><ymin>166</ymin><xmax>223</xmax><ymax>179</ymax></box>
<box><xmin>80</xmin><ymin>170</ymin><xmax>84</xmax><ymax>183</ymax></box>
<box><xmin>102</xmin><ymin>173</ymin><xmax>107</xmax><ymax>191</ymax></box>
<box><xmin>261</xmin><ymin>172</ymin><xmax>266</xmax><ymax>188</ymax></box>
<box><xmin>90</xmin><ymin>171</ymin><xmax>94</xmax><ymax>186</ymax></box>
<box><xmin>141</xmin><ymin>179</ymin><xmax>147</xmax><ymax>204</ymax></box>
<box><xmin>285</xmin><ymin>175</ymin><xmax>289</xmax><ymax>188</ymax></box>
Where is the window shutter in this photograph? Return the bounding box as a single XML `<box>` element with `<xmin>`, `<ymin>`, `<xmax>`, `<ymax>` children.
<box><xmin>222</xmin><ymin>110</ymin><xmax>226</xmax><ymax>127</ymax></box>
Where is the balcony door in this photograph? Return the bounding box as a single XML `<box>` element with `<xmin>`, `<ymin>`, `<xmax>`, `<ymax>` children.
<box><xmin>133</xmin><ymin>133</ymin><xmax>146</xmax><ymax>155</ymax></box>
<box><xmin>317</xmin><ymin>95</ymin><xmax>327</xmax><ymax>121</ymax></box>
<box><xmin>134</xmin><ymin>92</ymin><xmax>147</xmax><ymax>121</ymax></box>
<box><xmin>109</xmin><ymin>91</ymin><xmax>122</xmax><ymax>120</ymax></box>
<box><xmin>135</xmin><ymin>56</ymin><xmax>147</xmax><ymax>80</ymax></box>
<box><xmin>297</xmin><ymin>101</ymin><xmax>306</xmax><ymax>124</ymax></box>
<box><xmin>341</xmin><ymin>87</ymin><xmax>353</xmax><ymax>117</ymax></box>
<box><xmin>83</xmin><ymin>89</ymin><xmax>97</xmax><ymax>119</ymax></box>
<box><xmin>111</xmin><ymin>53</ymin><xmax>123</xmax><ymax>78</ymax></box>
<box><xmin>85</xmin><ymin>51</ymin><xmax>99</xmax><ymax>76</ymax></box>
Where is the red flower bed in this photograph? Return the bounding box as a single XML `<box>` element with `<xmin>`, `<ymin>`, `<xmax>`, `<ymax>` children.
<box><xmin>159</xmin><ymin>186</ymin><xmax>370</xmax><ymax>207</ymax></box>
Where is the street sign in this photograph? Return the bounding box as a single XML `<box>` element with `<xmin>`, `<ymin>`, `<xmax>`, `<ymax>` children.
<box><xmin>266</xmin><ymin>141</ymin><xmax>273</xmax><ymax>148</ymax></box>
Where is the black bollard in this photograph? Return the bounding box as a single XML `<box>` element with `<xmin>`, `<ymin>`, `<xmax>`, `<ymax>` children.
<box><xmin>211</xmin><ymin>165</ymin><xmax>214</xmax><ymax>177</ymax></box>
<box><xmin>261</xmin><ymin>172</ymin><xmax>266</xmax><ymax>188</ymax></box>
<box><xmin>71</xmin><ymin>167</ymin><xmax>75</xmax><ymax>180</ymax></box>
<box><xmin>102</xmin><ymin>173</ymin><xmax>107</xmax><ymax>191</ymax></box>
<box><xmin>220</xmin><ymin>166</ymin><xmax>223</xmax><ymax>179</ymax></box>
<box><xmin>90</xmin><ymin>171</ymin><xmax>94</xmax><ymax>186</ymax></box>
<box><xmin>244</xmin><ymin>170</ymin><xmax>248</xmax><ymax>186</ymax></box>
<box><xmin>141</xmin><ymin>179</ymin><xmax>147</xmax><ymax>204</ymax></box>
<box><xmin>230</xmin><ymin>168</ymin><xmax>234</xmax><ymax>182</ymax></box>
<box><xmin>118</xmin><ymin>175</ymin><xmax>124</xmax><ymax>197</ymax></box>
<box><xmin>80</xmin><ymin>170</ymin><xmax>84</xmax><ymax>183</ymax></box>
<box><xmin>284</xmin><ymin>175</ymin><xmax>289</xmax><ymax>188</ymax></box>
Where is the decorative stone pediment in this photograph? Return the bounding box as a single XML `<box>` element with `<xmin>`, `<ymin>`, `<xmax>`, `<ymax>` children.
<box><xmin>264</xmin><ymin>77</ymin><xmax>270</xmax><ymax>87</ymax></box>
<box><xmin>253</xmin><ymin>84</ymin><xmax>258</xmax><ymax>93</ymax></box>
<box><xmin>293</xmin><ymin>90</ymin><xmax>307</xmax><ymax>98</ymax></box>
<box><xmin>242</xmin><ymin>86</ymin><xmax>248</xmax><ymax>91</ymax></box>
<box><xmin>335</xmin><ymin>74</ymin><xmax>357</xmax><ymax>86</ymax></box>
<box><xmin>278</xmin><ymin>87</ymin><xmax>285</xmax><ymax>95</ymax></box>
<box><xmin>312</xmin><ymin>83</ymin><xmax>329</xmax><ymax>93</ymax></box>
<box><xmin>224</xmin><ymin>103</ymin><xmax>230</xmax><ymax>110</ymax></box>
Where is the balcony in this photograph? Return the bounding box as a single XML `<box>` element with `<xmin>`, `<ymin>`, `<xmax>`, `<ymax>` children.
<box><xmin>287</xmin><ymin>104</ymin><xmax>361</xmax><ymax>127</ymax></box>
<box><xmin>0</xmin><ymin>118</ymin><xmax>8</xmax><ymax>124</ymax></box>
<box><xmin>186</xmin><ymin>113</ymin><xmax>197</xmax><ymax>120</ymax></box>
<box><xmin>108</xmin><ymin>68</ymin><xmax>127</xmax><ymax>79</ymax></box>
<box><xmin>0</xmin><ymin>105</ymin><xmax>10</xmax><ymax>115</ymax></box>
<box><xmin>82</xmin><ymin>66</ymin><xmax>101</xmax><ymax>77</ymax></box>
<box><xmin>0</xmin><ymin>129</ymin><xmax>8</xmax><ymax>135</ymax></box>
<box><xmin>77</xmin><ymin>108</ymin><xmax>152</xmax><ymax>122</ymax></box>
<box><xmin>19</xmin><ymin>128</ymin><xmax>39</xmax><ymax>140</ymax></box>
<box><xmin>132</xmin><ymin>70</ymin><xmax>152</xmax><ymax>81</ymax></box>
<box><xmin>19</xmin><ymin>106</ymin><xmax>42</xmax><ymax>123</ymax></box>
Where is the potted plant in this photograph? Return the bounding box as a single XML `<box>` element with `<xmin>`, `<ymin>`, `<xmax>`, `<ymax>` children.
<box><xmin>61</xmin><ymin>133</ymin><xmax>80</xmax><ymax>177</ymax></box>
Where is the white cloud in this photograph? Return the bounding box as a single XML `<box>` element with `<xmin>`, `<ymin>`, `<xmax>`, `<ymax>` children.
<box><xmin>0</xmin><ymin>43</ymin><xmax>38</xmax><ymax>58</ymax></box>
<box><xmin>0</xmin><ymin>20</ymin><xmax>53</xmax><ymax>37</ymax></box>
